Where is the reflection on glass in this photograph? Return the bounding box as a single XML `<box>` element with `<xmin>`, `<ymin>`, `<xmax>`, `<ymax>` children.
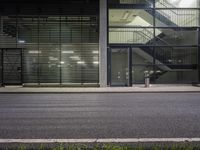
<box><xmin>1</xmin><ymin>16</ymin><xmax>99</xmax><ymax>85</ymax></box>
<box><xmin>155</xmin><ymin>9</ymin><xmax>199</xmax><ymax>27</ymax></box>
<box><xmin>156</xmin><ymin>0</ymin><xmax>200</xmax><ymax>8</ymax></box>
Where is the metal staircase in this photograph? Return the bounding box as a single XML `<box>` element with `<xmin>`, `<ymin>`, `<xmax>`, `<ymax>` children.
<box><xmin>145</xmin><ymin>0</ymin><xmax>197</xmax><ymax>27</ymax></box>
<box><xmin>0</xmin><ymin>21</ymin><xmax>17</xmax><ymax>48</ymax></box>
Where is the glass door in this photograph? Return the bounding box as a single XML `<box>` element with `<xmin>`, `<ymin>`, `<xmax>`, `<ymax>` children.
<box><xmin>110</xmin><ymin>48</ymin><xmax>130</xmax><ymax>86</ymax></box>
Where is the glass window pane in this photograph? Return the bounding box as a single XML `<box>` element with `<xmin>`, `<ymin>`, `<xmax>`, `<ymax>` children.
<box><xmin>132</xmin><ymin>65</ymin><xmax>154</xmax><ymax>84</ymax></box>
<box><xmin>155</xmin><ymin>9</ymin><xmax>199</xmax><ymax>27</ymax></box>
<box><xmin>23</xmin><ymin>44</ymin><xmax>39</xmax><ymax>83</ymax></box>
<box><xmin>156</xmin><ymin>0</ymin><xmax>200</xmax><ymax>8</ymax></box>
<box><xmin>155</xmin><ymin>68</ymin><xmax>198</xmax><ymax>83</ymax></box>
<box><xmin>39</xmin><ymin>44</ymin><xmax>60</xmax><ymax>84</ymax></box>
<box><xmin>109</xmin><ymin>9</ymin><xmax>153</xmax><ymax>27</ymax></box>
<box><xmin>61</xmin><ymin>16</ymin><xmax>99</xmax><ymax>84</ymax></box>
<box><xmin>132</xmin><ymin>47</ymin><xmax>153</xmax><ymax>64</ymax></box>
<box><xmin>155</xmin><ymin>28</ymin><xmax>198</xmax><ymax>46</ymax></box>
<box><xmin>155</xmin><ymin>47</ymin><xmax>198</xmax><ymax>65</ymax></box>
<box><xmin>18</xmin><ymin>17</ymin><xmax>38</xmax><ymax>44</ymax></box>
<box><xmin>109</xmin><ymin>27</ymin><xmax>154</xmax><ymax>44</ymax></box>
<box><xmin>0</xmin><ymin>50</ymin><xmax>2</xmax><ymax>85</ymax></box>
<box><xmin>39</xmin><ymin>17</ymin><xmax>60</xmax><ymax>44</ymax></box>
<box><xmin>109</xmin><ymin>0</ymin><xmax>153</xmax><ymax>7</ymax></box>
<box><xmin>61</xmin><ymin>44</ymin><xmax>99</xmax><ymax>84</ymax></box>
<box><xmin>0</xmin><ymin>16</ymin><xmax>17</xmax><ymax>48</ymax></box>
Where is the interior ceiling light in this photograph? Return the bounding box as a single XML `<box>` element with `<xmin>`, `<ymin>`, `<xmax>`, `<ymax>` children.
<box><xmin>168</xmin><ymin>0</ymin><xmax>181</xmax><ymax>5</ymax></box>
<box><xmin>62</xmin><ymin>51</ymin><xmax>74</xmax><ymax>54</ymax></box>
<box><xmin>92</xmin><ymin>51</ymin><xmax>99</xmax><ymax>54</ymax></box>
<box><xmin>93</xmin><ymin>61</ymin><xmax>99</xmax><ymax>64</ymax></box>
<box><xmin>70</xmin><ymin>56</ymin><xmax>80</xmax><ymax>61</ymax></box>
<box><xmin>77</xmin><ymin>61</ymin><xmax>85</xmax><ymax>64</ymax></box>
<box><xmin>49</xmin><ymin>57</ymin><xmax>58</xmax><ymax>61</ymax></box>
<box><xmin>18</xmin><ymin>40</ymin><xmax>25</xmax><ymax>43</ymax></box>
<box><xmin>179</xmin><ymin>0</ymin><xmax>193</xmax><ymax>7</ymax></box>
<box><xmin>28</xmin><ymin>51</ymin><xmax>41</xmax><ymax>54</ymax></box>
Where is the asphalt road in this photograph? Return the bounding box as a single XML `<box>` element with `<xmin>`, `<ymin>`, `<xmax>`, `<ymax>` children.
<box><xmin>0</xmin><ymin>93</ymin><xmax>200</xmax><ymax>139</ymax></box>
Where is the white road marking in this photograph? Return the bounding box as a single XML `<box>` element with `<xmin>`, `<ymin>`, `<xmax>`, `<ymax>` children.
<box><xmin>0</xmin><ymin>138</ymin><xmax>200</xmax><ymax>143</ymax></box>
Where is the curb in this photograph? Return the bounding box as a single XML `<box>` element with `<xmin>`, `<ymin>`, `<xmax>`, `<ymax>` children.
<box><xmin>0</xmin><ymin>91</ymin><xmax>200</xmax><ymax>94</ymax></box>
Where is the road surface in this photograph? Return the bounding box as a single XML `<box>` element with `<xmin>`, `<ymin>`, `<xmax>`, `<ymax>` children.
<box><xmin>0</xmin><ymin>93</ymin><xmax>200</xmax><ymax>139</ymax></box>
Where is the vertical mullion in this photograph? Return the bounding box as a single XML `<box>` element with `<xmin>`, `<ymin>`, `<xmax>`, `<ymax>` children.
<box><xmin>153</xmin><ymin>0</ymin><xmax>156</xmax><ymax>84</ymax></box>
<box><xmin>16</xmin><ymin>15</ymin><xmax>18</xmax><ymax>48</ymax></box>
<box><xmin>109</xmin><ymin>47</ymin><xmax>111</xmax><ymax>86</ymax></box>
<box><xmin>59</xmin><ymin>16</ymin><xmax>62</xmax><ymax>86</ymax></box>
<box><xmin>129</xmin><ymin>46</ymin><xmax>132</xmax><ymax>86</ymax></box>
<box><xmin>107</xmin><ymin>0</ymin><xmax>109</xmax><ymax>86</ymax></box>
<box><xmin>0</xmin><ymin>17</ymin><xmax>3</xmax><ymax>86</ymax></box>
<box><xmin>198</xmin><ymin>30</ymin><xmax>200</xmax><ymax>82</ymax></box>
<box><xmin>1</xmin><ymin>49</ymin><xmax>4</xmax><ymax>86</ymax></box>
<box><xmin>81</xmin><ymin>17</ymin><xmax>83</xmax><ymax>85</ymax></box>
<box><xmin>37</xmin><ymin>15</ymin><xmax>40</xmax><ymax>86</ymax></box>
<box><xmin>198</xmin><ymin>4</ymin><xmax>200</xmax><ymax>82</ymax></box>
<box><xmin>21</xmin><ymin>48</ymin><xmax>23</xmax><ymax>85</ymax></box>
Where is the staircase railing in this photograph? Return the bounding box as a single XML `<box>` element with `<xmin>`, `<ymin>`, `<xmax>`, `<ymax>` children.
<box><xmin>154</xmin><ymin>0</ymin><xmax>197</xmax><ymax>26</ymax></box>
<box><xmin>109</xmin><ymin>26</ymin><xmax>174</xmax><ymax>64</ymax></box>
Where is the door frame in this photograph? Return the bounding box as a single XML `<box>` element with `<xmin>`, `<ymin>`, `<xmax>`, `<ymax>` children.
<box><xmin>1</xmin><ymin>48</ymin><xmax>23</xmax><ymax>86</ymax></box>
<box><xmin>108</xmin><ymin>45</ymin><xmax>132</xmax><ymax>87</ymax></box>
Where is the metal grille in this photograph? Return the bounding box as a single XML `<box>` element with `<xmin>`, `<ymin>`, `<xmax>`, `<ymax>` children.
<box><xmin>3</xmin><ymin>49</ymin><xmax>22</xmax><ymax>85</ymax></box>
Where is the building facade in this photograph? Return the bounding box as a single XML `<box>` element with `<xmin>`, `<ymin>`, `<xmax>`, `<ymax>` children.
<box><xmin>0</xmin><ymin>0</ymin><xmax>200</xmax><ymax>87</ymax></box>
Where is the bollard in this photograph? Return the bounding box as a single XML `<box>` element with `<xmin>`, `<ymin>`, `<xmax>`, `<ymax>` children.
<box><xmin>145</xmin><ymin>77</ymin><xmax>150</xmax><ymax>88</ymax></box>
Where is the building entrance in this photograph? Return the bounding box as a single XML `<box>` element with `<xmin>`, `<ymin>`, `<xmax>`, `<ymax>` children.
<box><xmin>1</xmin><ymin>48</ymin><xmax>22</xmax><ymax>85</ymax></box>
<box><xmin>110</xmin><ymin>47</ymin><xmax>131</xmax><ymax>86</ymax></box>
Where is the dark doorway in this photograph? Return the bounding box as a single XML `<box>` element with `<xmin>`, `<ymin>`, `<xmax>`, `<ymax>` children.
<box><xmin>1</xmin><ymin>49</ymin><xmax>22</xmax><ymax>85</ymax></box>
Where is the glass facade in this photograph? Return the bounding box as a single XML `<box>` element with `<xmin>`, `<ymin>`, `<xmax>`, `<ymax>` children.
<box><xmin>0</xmin><ymin>0</ymin><xmax>200</xmax><ymax>87</ymax></box>
<box><xmin>0</xmin><ymin>16</ymin><xmax>99</xmax><ymax>86</ymax></box>
<box><xmin>108</xmin><ymin>0</ymin><xmax>200</xmax><ymax>85</ymax></box>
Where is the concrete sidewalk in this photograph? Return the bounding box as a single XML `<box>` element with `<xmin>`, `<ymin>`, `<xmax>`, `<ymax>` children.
<box><xmin>0</xmin><ymin>84</ymin><xmax>200</xmax><ymax>93</ymax></box>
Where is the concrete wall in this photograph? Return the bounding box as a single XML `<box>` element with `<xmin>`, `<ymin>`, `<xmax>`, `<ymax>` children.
<box><xmin>99</xmin><ymin>0</ymin><xmax>108</xmax><ymax>87</ymax></box>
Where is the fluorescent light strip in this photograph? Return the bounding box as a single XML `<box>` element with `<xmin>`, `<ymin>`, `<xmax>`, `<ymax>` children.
<box><xmin>28</xmin><ymin>51</ymin><xmax>41</xmax><ymax>54</ymax></box>
<box><xmin>18</xmin><ymin>40</ymin><xmax>25</xmax><ymax>43</ymax></box>
<box><xmin>92</xmin><ymin>51</ymin><xmax>99</xmax><ymax>54</ymax></box>
<box><xmin>62</xmin><ymin>51</ymin><xmax>74</xmax><ymax>54</ymax></box>
<box><xmin>70</xmin><ymin>56</ymin><xmax>80</xmax><ymax>60</ymax></box>
<box><xmin>77</xmin><ymin>61</ymin><xmax>85</xmax><ymax>64</ymax></box>
<box><xmin>93</xmin><ymin>61</ymin><xmax>99</xmax><ymax>64</ymax></box>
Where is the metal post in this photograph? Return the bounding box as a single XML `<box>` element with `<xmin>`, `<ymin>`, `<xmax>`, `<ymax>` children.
<box><xmin>144</xmin><ymin>71</ymin><xmax>150</xmax><ymax>88</ymax></box>
<box><xmin>198</xmin><ymin>0</ymin><xmax>200</xmax><ymax>82</ymax></box>
<box><xmin>0</xmin><ymin>17</ymin><xmax>3</xmax><ymax>86</ymax></box>
<box><xmin>59</xmin><ymin>16</ymin><xmax>62</xmax><ymax>86</ymax></box>
<box><xmin>153</xmin><ymin>0</ymin><xmax>156</xmax><ymax>84</ymax></box>
<box><xmin>1</xmin><ymin>49</ymin><xmax>4</xmax><ymax>86</ymax></box>
<box><xmin>129</xmin><ymin>47</ymin><xmax>132</xmax><ymax>86</ymax></box>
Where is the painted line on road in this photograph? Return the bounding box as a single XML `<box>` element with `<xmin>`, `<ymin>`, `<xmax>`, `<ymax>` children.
<box><xmin>0</xmin><ymin>138</ymin><xmax>200</xmax><ymax>143</ymax></box>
